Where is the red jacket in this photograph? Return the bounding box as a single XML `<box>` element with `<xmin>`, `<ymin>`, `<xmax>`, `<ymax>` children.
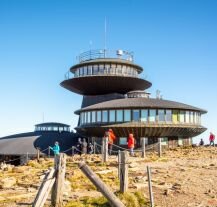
<box><xmin>128</xmin><ymin>134</ymin><xmax>135</xmax><ymax>148</ymax></box>
<box><xmin>210</xmin><ymin>134</ymin><xmax>215</xmax><ymax>141</ymax></box>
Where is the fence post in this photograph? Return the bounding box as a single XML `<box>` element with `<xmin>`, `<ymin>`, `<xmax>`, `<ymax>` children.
<box><xmin>102</xmin><ymin>137</ymin><xmax>108</xmax><ymax>163</ymax></box>
<box><xmin>141</xmin><ymin>138</ymin><xmax>146</xmax><ymax>158</ymax></box>
<box><xmin>37</xmin><ymin>148</ymin><xmax>40</xmax><ymax>162</ymax></box>
<box><xmin>158</xmin><ymin>138</ymin><xmax>162</xmax><ymax>157</ymax></box>
<box><xmin>26</xmin><ymin>152</ymin><xmax>29</xmax><ymax>164</ymax></box>
<box><xmin>120</xmin><ymin>151</ymin><xmax>129</xmax><ymax>193</ymax></box>
<box><xmin>93</xmin><ymin>142</ymin><xmax>96</xmax><ymax>154</ymax></box>
<box><xmin>72</xmin><ymin>146</ymin><xmax>74</xmax><ymax>156</ymax></box>
<box><xmin>51</xmin><ymin>153</ymin><xmax>66</xmax><ymax>207</ymax></box>
<box><xmin>147</xmin><ymin>166</ymin><xmax>154</xmax><ymax>207</ymax></box>
<box><xmin>78</xmin><ymin>162</ymin><xmax>125</xmax><ymax>207</ymax></box>
<box><xmin>48</xmin><ymin>147</ymin><xmax>50</xmax><ymax>158</ymax></box>
<box><xmin>118</xmin><ymin>150</ymin><xmax>121</xmax><ymax>180</ymax></box>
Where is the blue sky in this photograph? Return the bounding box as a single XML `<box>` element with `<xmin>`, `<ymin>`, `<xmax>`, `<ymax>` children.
<box><xmin>0</xmin><ymin>0</ymin><xmax>216</xmax><ymax>143</ymax></box>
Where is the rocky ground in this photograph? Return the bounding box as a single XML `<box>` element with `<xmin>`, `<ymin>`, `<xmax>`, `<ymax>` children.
<box><xmin>0</xmin><ymin>147</ymin><xmax>217</xmax><ymax>207</ymax></box>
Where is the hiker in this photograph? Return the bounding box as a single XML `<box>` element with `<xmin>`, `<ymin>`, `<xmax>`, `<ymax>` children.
<box><xmin>81</xmin><ymin>138</ymin><xmax>88</xmax><ymax>154</ymax></box>
<box><xmin>128</xmin><ymin>133</ymin><xmax>135</xmax><ymax>156</ymax></box>
<box><xmin>50</xmin><ymin>141</ymin><xmax>60</xmax><ymax>156</ymax></box>
<box><xmin>199</xmin><ymin>138</ymin><xmax>204</xmax><ymax>146</ymax></box>
<box><xmin>209</xmin><ymin>132</ymin><xmax>215</xmax><ymax>146</ymax></box>
<box><xmin>104</xmin><ymin>129</ymin><xmax>116</xmax><ymax>155</ymax></box>
<box><xmin>88</xmin><ymin>142</ymin><xmax>94</xmax><ymax>154</ymax></box>
<box><xmin>76</xmin><ymin>137</ymin><xmax>82</xmax><ymax>155</ymax></box>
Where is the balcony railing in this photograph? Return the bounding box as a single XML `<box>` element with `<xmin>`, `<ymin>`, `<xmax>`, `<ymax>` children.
<box><xmin>77</xmin><ymin>49</ymin><xmax>134</xmax><ymax>63</ymax></box>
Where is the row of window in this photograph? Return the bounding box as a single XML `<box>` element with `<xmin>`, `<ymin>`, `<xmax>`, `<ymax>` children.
<box><xmin>74</xmin><ymin>63</ymin><xmax>138</xmax><ymax>78</ymax></box>
<box><xmin>35</xmin><ymin>126</ymin><xmax>70</xmax><ymax>132</ymax></box>
<box><xmin>79</xmin><ymin>109</ymin><xmax>201</xmax><ymax>125</ymax></box>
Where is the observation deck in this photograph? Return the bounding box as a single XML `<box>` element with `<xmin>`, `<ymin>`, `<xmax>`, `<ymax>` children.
<box><xmin>60</xmin><ymin>49</ymin><xmax>151</xmax><ymax>95</ymax></box>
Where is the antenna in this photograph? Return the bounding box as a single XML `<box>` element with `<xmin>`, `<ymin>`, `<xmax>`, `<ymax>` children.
<box><xmin>104</xmin><ymin>17</ymin><xmax>107</xmax><ymax>57</ymax></box>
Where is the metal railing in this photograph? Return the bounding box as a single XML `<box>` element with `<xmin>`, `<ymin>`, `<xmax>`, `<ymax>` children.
<box><xmin>77</xmin><ymin>49</ymin><xmax>134</xmax><ymax>63</ymax></box>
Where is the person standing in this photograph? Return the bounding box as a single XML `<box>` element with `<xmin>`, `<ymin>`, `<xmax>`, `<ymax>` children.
<box><xmin>88</xmin><ymin>142</ymin><xmax>94</xmax><ymax>154</ymax></box>
<box><xmin>199</xmin><ymin>138</ymin><xmax>204</xmax><ymax>146</ymax></box>
<box><xmin>81</xmin><ymin>138</ymin><xmax>88</xmax><ymax>154</ymax></box>
<box><xmin>76</xmin><ymin>138</ymin><xmax>82</xmax><ymax>155</ymax></box>
<box><xmin>105</xmin><ymin>129</ymin><xmax>116</xmax><ymax>155</ymax></box>
<box><xmin>128</xmin><ymin>133</ymin><xmax>135</xmax><ymax>156</ymax></box>
<box><xmin>209</xmin><ymin>132</ymin><xmax>215</xmax><ymax>146</ymax></box>
<box><xmin>50</xmin><ymin>141</ymin><xmax>60</xmax><ymax>156</ymax></box>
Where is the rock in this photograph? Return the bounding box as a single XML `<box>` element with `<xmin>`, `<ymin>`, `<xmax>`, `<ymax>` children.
<box><xmin>0</xmin><ymin>177</ymin><xmax>16</xmax><ymax>189</ymax></box>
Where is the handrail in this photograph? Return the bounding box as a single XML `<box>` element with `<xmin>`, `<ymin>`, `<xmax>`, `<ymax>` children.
<box><xmin>77</xmin><ymin>49</ymin><xmax>134</xmax><ymax>63</ymax></box>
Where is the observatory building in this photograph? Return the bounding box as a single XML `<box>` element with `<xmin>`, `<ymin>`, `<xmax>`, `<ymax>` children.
<box><xmin>61</xmin><ymin>49</ymin><xmax>207</xmax><ymax>147</ymax></box>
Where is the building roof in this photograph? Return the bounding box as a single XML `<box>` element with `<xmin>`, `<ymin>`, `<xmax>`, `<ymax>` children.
<box><xmin>61</xmin><ymin>76</ymin><xmax>151</xmax><ymax>95</ymax></box>
<box><xmin>76</xmin><ymin>97</ymin><xmax>207</xmax><ymax>114</ymax></box>
<box><xmin>35</xmin><ymin>122</ymin><xmax>70</xmax><ymax>127</ymax></box>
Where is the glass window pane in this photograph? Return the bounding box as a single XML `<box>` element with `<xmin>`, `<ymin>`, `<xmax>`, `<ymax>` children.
<box><xmin>83</xmin><ymin>66</ymin><xmax>87</xmax><ymax>75</ymax></box>
<box><xmin>97</xmin><ymin>111</ymin><xmax>101</xmax><ymax>122</ymax></box>
<box><xmin>119</xmin><ymin>137</ymin><xmax>127</xmax><ymax>145</ymax></box>
<box><xmin>87</xmin><ymin>112</ymin><xmax>91</xmax><ymax>123</ymax></box>
<box><xmin>102</xmin><ymin>110</ymin><xmax>108</xmax><ymax>122</ymax></box>
<box><xmin>185</xmin><ymin>111</ymin><xmax>190</xmax><ymax>123</ymax></box>
<box><xmin>149</xmin><ymin>109</ymin><xmax>156</xmax><ymax>122</ymax></box>
<box><xmin>133</xmin><ymin>109</ymin><xmax>140</xmax><ymax>121</ymax></box>
<box><xmin>124</xmin><ymin>110</ymin><xmax>131</xmax><ymax>122</ymax></box>
<box><xmin>93</xmin><ymin>65</ymin><xmax>98</xmax><ymax>75</ymax></box>
<box><xmin>117</xmin><ymin>65</ymin><xmax>122</xmax><ymax>74</ymax></box>
<box><xmin>158</xmin><ymin>109</ymin><xmax>165</xmax><ymax>122</ymax></box>
<box><xmin>79</xmin><ymin>68</ymin><xmax>83</xmax><ymax>76</ymax></box>
<box><xmin>109</xmin><ymin>110</ymin><xmax>115</xmax><ymax>122</ymax></box>
<box><xmin>141</xmin><ymin>110</ymin><xmax>148</xmax><ymax>122</ymax></box>
<box><xmin>91</xmin><ymin>111</ymin><xmax>96</xmax><ymax>123</ymax></box>
<box><xmin>190</xmin><ymin>111</ymin><xmax>194</xmax><ymax>123</ymax></box>
<box><xmin>165</xmin><ymin>110</ymin><xmax>172</xmax><ymax>122</ymax></box>
<box><xmin>116</xmin><ymin>110</ymin><xmax>123</xmax><ymax>122</ymax></box>
<box><xmin>99</xmin><ymin>64</ymin><xmax>104</xmax><ymax>74</ymax></box>
<box><xmin>88</xmin><ymin>65</ymin><xmax>92</xmax><ymax>75</ymax></box>
<box><xmin>179</xmin><ymin>111</ymin><xmax>185</xmax><ymax>123</ymax></box>
<box><xmin>172</xmin><ymin>110</ymin><xmax>179</xmax><ymax>123</ymax></box>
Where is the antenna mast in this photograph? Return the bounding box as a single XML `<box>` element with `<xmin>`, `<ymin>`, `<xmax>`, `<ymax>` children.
<box><xmin>104</xmin><ymin>17</ymin><xmax>107</xmax><ymax>57</ymax></box>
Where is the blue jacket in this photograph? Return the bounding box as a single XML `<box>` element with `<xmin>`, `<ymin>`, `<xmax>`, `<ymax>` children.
<box><xmin>50</xmin><ymin>145</ymin><xmax>60</xmax><ymax>155</ymax></box>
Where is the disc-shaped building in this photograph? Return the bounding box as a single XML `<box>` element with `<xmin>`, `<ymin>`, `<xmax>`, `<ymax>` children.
<box><xmin>61</xmin><ymin>49</ymin><xmax>207</xmax><ymax>147</ymax></box>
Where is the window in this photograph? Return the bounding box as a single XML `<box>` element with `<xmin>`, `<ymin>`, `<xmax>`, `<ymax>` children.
<box><xmin>102</xmin><ymin>110</ymin><xmax>108</xmax><ymax>122</ymax></box>
<box><xmin>85</xmin><ymin>112</ymin><xmax>88</xmax><ymax>123</ymax></box>
<box><xmin>133</xmin><ymin>109</ymin><xmax>140</xmax><ymax>121</ymax></box>
<box><xmin>119</xmin><ymin>137</ymin><xmax>127</xmax><ymax>145</ymax></box>
<box><xmin>116</xmin><ymin>110</ymin><xmax>123</xmax><ymax>122</ymax></box>
<box><xmin>79</xmin><ymin>67</ymin><xmax>83</xmax><ymax>76</ymax></box>
<box><xmin>105</xmin><ymin>64</ymin><xmax>110</xmax><ymax>74</ymax></box>
<box><xmin>93</xmin><ymin>65</ymin><xmax>98</xmax><ymax>75</ymax></box>
<box><xmin>173</xmin><ymin>110</ymin><xmax>179</xmax><ymax>123</ymax></box>
<box><xmin>83</xmin><ymin>66</ymin><xmax>87</xmax><ymax>75</ymax></box>
<box><xmin>117</xmin><ymin>65</ymin><xmax>122</xmax><ymax>74</ymax></box>
<box><xmin>158</xmin><ymin>109</ymin><xmax>165</xmax><ymax>122</ymax></box>
<box><xmin>75</xmin><ymin>69</ymin><xmax>79</xmax><ymax>77</ymax></box>
<box><xmin>99</xmin><ymin>64</ymin><xmax>104</xmax><ymax>74</ymax></box>
<box><xmin>111</xmin><ymin>64</ymin><xmax>116</xmax><ymax>74</ymax></box>
<box><xmin>91</xmin><ymin>111</ymin><xmax>96</xmax><ymax>123</ymax></box>
<box><xmin>190</xmin><ymin>111</ymin><xmax>194</xmax><ymax>123</ymax></box>
<box><xmin>122</xmin><ymin>65</ymin><xmax>127</xmax><ymax>75</ymax></box>
<box><xmin>179</xmin><ymin>111</ymin><xmax>185</xmax><ymax>123</ymax></box>
<box><xmin>109</xmin><ymin>110</ymin><xmax>115</xmax><ymax>122</ymax></box>
<box><xmin>185</xmin><ymin>111</ymin><xmax>190</xmax><ymax>123</ymax></box>
<box><xmin>97</xmin><ymin>111</ymin><xmax>101</xmax><ymax>122</ymax></box>
<box><xmin>88</xmin><ymin>65</ymin><xmax>92</xmax><ymax>75</ymax></box>
<box><xmin>149</xmin><ymin>109</ymin><xmax>156</xmax><ymax>122</ymax></box>
<box><xmin>124</xmin><ymin>110</ymin><xmax>131</xmax><ymax>122</ymax></box>
<box><xmin>87</xmin><ymin>112</ymin><xmax>91</xmax><ymax>123</ymax></box>
<box><xmin>141</xmin><ymin>109</ymin><xmax>148</xmax><ymax>122</ymax></box>
<box><xmin>165</xmin><ymin>110</ymin><xmax>172</xmax><ymax>122</ymax></box>
<box><xmin>80</xmin><ymin>113</ymin><xmax>84</xmax><ymax>125</ymax></box>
